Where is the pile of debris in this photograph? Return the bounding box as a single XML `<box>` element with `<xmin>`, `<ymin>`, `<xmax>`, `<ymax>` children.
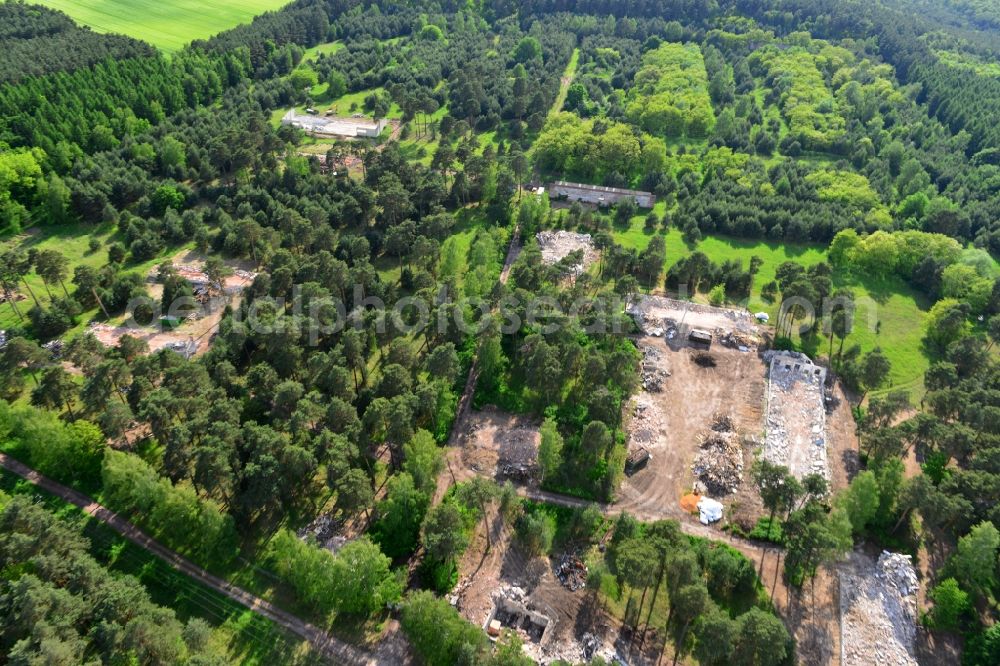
<box><xmin>717</xmin><ymin>329</ymin><xmax>760</xmax><ymax>351</ymax></box>
<box><xmin>556</xmin><ymin>553</ymin><xmax>588</xmax><ymax>591</ymax></box>
<box><xmin>627</xmin><ymin>395</ymin><xmax>665</xmax><ymax>451</ymax></box>
<box><xmin>764</xmin><ymin>352</ymin><xmax>830</xmax><ymax>481</ymax></box>
<box><xmin>165</xmin><ymin>338</ymin><xmax>199</xmax><ymax>359</ymax></box>
<box><xmin>692</xmin><ymin>414</ymin><xmax>744</xmax><ymax>495</ymax></box>
<box><xmin>42</xmin><ymin>339</ymin><xmax>64</xmax><ymax>359</ymax></box>
<box><xmin>840</xmin><ymin>552</ymin><xmax>919</xmax><ymax>666</ymax></box>
<box><xmin>536</xmin><ymin>231</ymin><xmax>596</xmax><ymax>275</ymax></box>
<box><xmin>296</xmin><ymin>513</ymin><xmax>347</xmax><ymax>552</ymax></box>
<box><xmin>641</xmin><ymin>345</ymin><xmax>670</xmax><ymax>391</ymax></box>
<box><xmin>711</xmin><ymin>413</ymin><xmax>735</xmax><ymax>432</ymax></box>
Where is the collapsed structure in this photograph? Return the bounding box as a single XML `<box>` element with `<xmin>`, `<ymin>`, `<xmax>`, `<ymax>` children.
<box><xmin>281</xmin><ymin>109</ymin><xmax>388</xmax><ymax>138</ymax></box>
<box><xmin>763</xmin><ymin>351</ymin><xmax>829</xmax><ymax>480</ymax></box>
<box><xmin>536</xmin><ymin>230</ymin><xmax>597</xmax><ymax>275</ymax></box>
<box><xmin>486</xmin><ymin>587</ymin><xmax>553</xmax><ymax>656</ymax></box>
<box><xmin>626</xmin><ymin>295</ymin><xmax>761</xmax><ymax>350</ymax></box>
<box><xmin>840</xmin><ymin>552</ymin><xmax>919</xmax><ymax>666</ymax></box>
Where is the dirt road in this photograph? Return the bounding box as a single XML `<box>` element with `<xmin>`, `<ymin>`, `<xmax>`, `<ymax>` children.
<box><xmin>0</xmin><ymin>453</ymin><xmax>380</xmax><ymax>666</ymax></box>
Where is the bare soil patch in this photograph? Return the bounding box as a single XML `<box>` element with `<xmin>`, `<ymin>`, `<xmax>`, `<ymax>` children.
<box><xmin>88</xmin><ymin>250</ymin><xmax>255</xmax><ymax>358</ymax></box>
<box><xmin>616</xmin><ymin>337</ymin><xmax>767</xmax><ymax>522</ymax></box>
<box><xmin>457</xmin><ymin>407</ymin><xmax>541</xmax><ymax>484</ymax></box>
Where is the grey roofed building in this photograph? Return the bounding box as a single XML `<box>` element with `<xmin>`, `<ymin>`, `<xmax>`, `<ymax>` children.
<box><xmin>549</xmin><ymin>180</ymin><xmax>656</xmax><ymax>208</ymax></box>
<box><xmin>281</xmin><ymin>109</ymin><xmax>388</xmax><ymax>138</ymax></box>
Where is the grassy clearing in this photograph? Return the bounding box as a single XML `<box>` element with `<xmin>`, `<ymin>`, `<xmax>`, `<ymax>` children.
<box><xmin>37</xmin><ymin>0</ymin><xmax>292</xmax><ymax>52</ymax></box>
<box><xmin>0</xmin><ymin>222</ymin><xmax>191</xmax><ymax>336</ymax></box>
<box><xmin>613</xmin><ymin>221</ymin><xmax>931</xmax><ymax>393</ymax></box>
<box><xmin>302</xmin><ymin>40</ymin><xmax>345</xmax><ymax>62</ymax></box>
<box><xmin>548</xmin><ymin>47</ymin><xmax>580</xmax><ymax>118</ymax></box>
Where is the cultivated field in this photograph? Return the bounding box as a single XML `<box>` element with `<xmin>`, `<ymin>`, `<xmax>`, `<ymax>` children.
<box><xmin>38</xmin><ymin>0</ymin><xmax>292</xmax><ymax>52</ymax></box>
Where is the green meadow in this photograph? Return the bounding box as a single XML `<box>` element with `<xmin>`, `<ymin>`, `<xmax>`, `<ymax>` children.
<box><xmin>614</xmin><ymin>218</ymin><xmax>931</xmax><ymax>395</ymax></box>
<box><xmin>38</xmin><ymin>0</ymin><xmax>292</xmax><ymax>52</ymax></box>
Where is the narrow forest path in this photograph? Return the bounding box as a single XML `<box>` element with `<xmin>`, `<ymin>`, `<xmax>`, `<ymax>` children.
<box><xmin>548</xmin><ymin>47</ymin><xmax>580</xmax><ymax>119</ymax></box>
<box><xmin>0</xmin><ymin>453</ymin><xmax>380</xmax><ymax>666</ymax></box>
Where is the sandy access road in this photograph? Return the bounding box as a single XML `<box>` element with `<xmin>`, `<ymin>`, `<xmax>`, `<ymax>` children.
<box><xmin>0</xmin><ymin>453</ymin><xmax>385</xmax><ymax>666</ymax></box>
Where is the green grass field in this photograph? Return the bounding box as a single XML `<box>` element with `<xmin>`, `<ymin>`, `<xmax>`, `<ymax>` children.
<box><xmin>614</xmin><ymin>219</ymin><xmax>931</xmax><ymax>394</ymax></box>
<box><xmin>38</xmin><ymin>0</ymin><xmax>292</xmax><ymax>52</ymax></box>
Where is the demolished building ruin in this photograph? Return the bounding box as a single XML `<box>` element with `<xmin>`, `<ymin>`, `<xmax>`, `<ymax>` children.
<box><xmin>840</xmin><ymin>551</ymin><xmax>919</xmax><ymax>666</ymax></box>
<box><xmin>763</xmin><ymin>352</ymin><xmax>830</xmax><ymax>481</ymax></box>
<box><xmin>536</xmin><ymin>231</ymin><xmax>597</xmax><ymax>275</ymax></box>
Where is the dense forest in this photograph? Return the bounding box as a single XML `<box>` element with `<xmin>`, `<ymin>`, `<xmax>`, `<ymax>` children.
<box><xmin>2</xmin><ymin>0</ymin><xmax>1000</xmax><ymax>664</ymax></box>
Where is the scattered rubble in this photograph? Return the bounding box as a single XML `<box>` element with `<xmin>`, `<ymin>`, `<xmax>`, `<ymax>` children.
<box><xmin>840</xmin><ymin>551</ymin><xmax>919</xmax><ymax>666</ymax></box>
<box><xmin>42</xmin><ymin>339</ymin><xmax>64</xmax><ymax>359</ymax></box>
<box><xmin>627</xmin><ymin>394</ymin><xmax>666</xmax><ymax>452</ymax></box>
<box><xmin>764</xmin><ymin>352</ymin><xmax>830</xmax><ymax>481</ymax></box>
<box><xmin>641</xmin><ymin>344</ymin><xmax>670</xmax><ymax>391</ymax></box>
<box><xmin>717</xmin><ymin>328</ymin><xmax>761</xmax><ymax>351</ymax></box>
<box><xmin>296</xmin><ymin>513</ymin><xmax>347</xmax><ymax>553</ymax></box>
<box><xmin>692</xmin><ymin>414</ymin><xmax>744</xmax><ymax>495</ymax></box>
<box><xmin>626</xmin><ymin>295</ymin><xmax>760</xmax><ymax>340</ymax></box>
<box><xmin>164</xmin><ymin>338</ymin><xmax>199</xmax><ymax>359</ymax></box>
<box><xmin>487</xmin><ymin>586</ymin><xmax>552</xmax><ymax>647</ymax></box>
<box><xmin>555</xmin><ymin>553</ymin><xmax>588</xmax><ymax>591</ymax></box>
<box><xmin>536</xmin><ymin>231</ymin><xmax>597</xmax><ymax>275</ymax></box>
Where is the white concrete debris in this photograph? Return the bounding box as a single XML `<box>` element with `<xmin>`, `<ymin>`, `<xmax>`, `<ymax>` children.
<box><xmin>840</xmin><ymin>552</ymin><xmax>919</xmax><ymax>666</ymax></box>
<box><xmin>625</xmin><ymin>295</ymin><xmax>761</xmax><ymax>344</ymax></box>
<box><xmin>641</xmin><ymin>344</ymin><xmax>670</xmax><ymax>391</ymax></box>
<box><xmin>536</xmin><ymin>231</ymin><xmax>597</xmax><ymax>275</ymax></box>
<box><xmin>628</xmin><ymin>393</ymin><xmax>666</xmax><ymax>452</ymax></box>
<box><xmin>692</xmin><ymin>413</ymin><xmax>744</xmax><ymax>495</ymax></box>
<box><xmin>763</xmin><ymin>352</ymin><xmax>830</xmax><ymax>481</ymax></box>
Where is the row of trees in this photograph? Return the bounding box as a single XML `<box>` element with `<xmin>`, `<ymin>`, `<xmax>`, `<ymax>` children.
<box><xmin>0</xmin><ymin>494</ymin><xmax>223</xmax><ymax>665</ymax></box>
<box><xmin>0</xmin><ymin>2</ymin><xmax>154</xmax><ymax>83</ymax></box>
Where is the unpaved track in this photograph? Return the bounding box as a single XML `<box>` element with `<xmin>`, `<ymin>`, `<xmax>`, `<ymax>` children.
<box><xmin>0</xmin><ymin>453</ymin><xmax>379</xmax><ymax>666</ymax></box>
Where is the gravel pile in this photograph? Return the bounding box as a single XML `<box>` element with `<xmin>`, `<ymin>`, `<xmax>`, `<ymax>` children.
<box><xmin>841</xmin><ymin>552</ymin><xmax>919</xmax><ymax>666</ymax></box>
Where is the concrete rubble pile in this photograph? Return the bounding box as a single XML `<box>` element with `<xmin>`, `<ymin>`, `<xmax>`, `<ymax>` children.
<box><xmin>692</xmin><ymin>415</ymin><xmax>744</xmax><ymax>495</ymax></box>
<box><xmin>296</xmin><ymin>513</ymin><xmax>347</xmax><ymax>552</ymax></box>
<box><xmin>841</xmin><ymin>552</ymin><xmax>919</xmax><ymax>666</ymax></box>
<box><xmin>536</xmin><ymin>231</ymin><xmax>596</xmax><ymax>275</ymax></box>
<box><xmin>641</xmin><ymin>345</ymin><xmax>670</xmax><ymax>391</ymax></box>
<box><xmin>764</xmin><ymin>352</ymin><xmax>830</xmax><ymax>481</ymax></box>
<box><xmin>628</xmin><ymin>395</ymin><xmax>665</xmax><ymax>451</ymax></box>
<box><xmin>556</xmin><ymin>553</ymin><xmax>588</xmax><ymax>591</ymax></box>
